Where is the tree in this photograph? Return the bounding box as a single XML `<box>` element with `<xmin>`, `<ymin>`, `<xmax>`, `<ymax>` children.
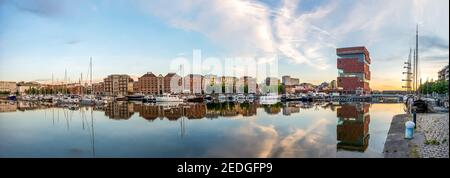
<box><xmin>419</xmin><ymin>80</ymin><xmax>449</xmax><ymax>95</ymax></box>
<box><xmin>278</xmin><ymin>84</ymin><xmax>284</xmax><ymax>94</ymax></box>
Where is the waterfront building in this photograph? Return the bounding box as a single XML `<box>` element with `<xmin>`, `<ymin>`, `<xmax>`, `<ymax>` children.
<box><xmin>183</xmin><ymin>74</ymin><xmax>204</xmax><ymax>94</ymax></box>
<box><xmin>137</xmin><ymin>72</ymin><xmax>160</xmax><ymax>95</ymax></box>
<box><xmin>16</xmin><ymin>82</ymin><xmax>40</xmax><ymax>95</ymax></box>
<box><xmin>438</xmin><ymin>65</ymin><xmax>449</xmax><ymax>81</ymax></box>
<box><xmin>221</xmin><ymin>76</ymin><xmax>236</xmax><ymax>94</ymax></box>
<box><xmin>245</xmin><ymin>76</ymin><xmax>258</xmax><ymax>94</ymax></box>
<box><xmin>164</xmin><ymin>73</ymin><xmax>182</xmax><ymax>94</ymax></box>
<box><xmin>92</xmin><ymin>82</ymin><xmax>105</xmax><ymax>95</ymax></box>
<box><xmin>0</xmin><ymin>81</ymin><xmax>17</xmax><ymax>94</ymax></box>
<box><xmin>67</xmin><ymin>84</ymin><xmax>85</xmax><ymax>95</ymax></box>
<box><xmin>281</xmin><ymin>76</ymin><xmax>300</xmax><ymax>86</ymax></box>
<box><xmin>104</xmin><ymin>74</ymin><xmax>134</xmax><ymax>96</ymax></box>
<box><xmin>336</xmin><ymin>46</ymin><xmax>371</xmax><ymax>95</ymax></box>
<box><xmin>237</xmin><ymin>76</ymin><xmax>257</xmax><ymax>94</ymax></box>
<box><xmin>203</xmin><ymin>74</ymin><xmax>221</xmax><ymax>94</ymax></box>
<box><xmin>282</xmin><ymin>76</ymin><xmax>300</xmax><ymax>94</ymax></box>
<box><xmin>133</xmin><ymin>81</ymin><xmax>140</xmax><ymax>94</ymax></box>
<box><xmin>261</xmin><ymin>77</ymin><xmax>280</xmax><ymax>94</ymax></box>
<box><xmin>136</xmin><ymin>72</ymin><xmax>183</xmax><ymax>95</ymax></box>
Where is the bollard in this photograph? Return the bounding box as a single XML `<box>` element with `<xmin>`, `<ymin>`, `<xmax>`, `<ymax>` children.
<box><xmin>405</xmin><ymin>121</ymin><xmax>415</xmax><ymax>139</ymax></box>
<box><xmin>412</xmin><ymin>107</ymin><xmax>417</xmax><ymax>129</ymax></box>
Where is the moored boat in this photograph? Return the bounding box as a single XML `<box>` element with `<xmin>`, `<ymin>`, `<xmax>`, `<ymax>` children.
<box><xmin>155</xmin><ymin>94</ymin><xmax>183</xmax><ymax>102</ymax></box>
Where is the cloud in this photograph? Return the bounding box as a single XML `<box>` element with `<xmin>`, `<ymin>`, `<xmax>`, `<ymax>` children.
<box><xmin>11</xmin><ymin>0</ymin><xmax>65</xmax><ymax>17</ymax></box>
<box><xmin>136</xmin><ymin>0</ymin><xmax>335</xmax><ymax>70</ymax></box>
<box><xmin>420</xmin><ymin>35</ymin><xmax>449</xmax><ymax>52</ymax></box>
<box><xmin>136</xmin><ymin>0</ymin><xmax>448</xmax><ymax>73</ymax></box>
<box><xmin>66</xmin><ymin>40</ymin><xmax>80</xmax><ymax>45</ymax></box>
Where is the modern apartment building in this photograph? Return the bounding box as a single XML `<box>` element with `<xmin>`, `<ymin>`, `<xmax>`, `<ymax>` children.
<box><xmin>92</xmin><ymin>82</ymin><xmax>105</xmax><ymax>95</ymax></box>
<box><xmin>104</xmin><ymin>74</ymin><xmax>133</xmax><ymax>96</ymax></box>
<box><xmin>438</xmin><ymin>65</ymin><xmax>449</xmax><ymax>81</ymax></box>
<box><xmin>336</xmin><ymin>46</ymin><xmax>371</xmax><ymax>95</ymax></box>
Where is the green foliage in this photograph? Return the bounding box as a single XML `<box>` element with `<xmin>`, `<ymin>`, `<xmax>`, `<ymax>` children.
<box><xmin>278</xmin><ymin>84</ymin><xmax>284</xmax><ymax>94</ymax></box>
<box><xmin>419</xmin><ymin>80</ymin><xmax>449</xmax><ymax>94</ymax></box>
<box><xmin>424</xmin><ymin>139</ymin><xmax>440</xmax><ymax>145</ymax></box>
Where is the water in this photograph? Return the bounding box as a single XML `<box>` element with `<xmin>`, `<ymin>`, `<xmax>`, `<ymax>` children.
<box><xmin>0</xmin><ymin>101</ymin><xmax>405</xmax><ymax>158</ymax></box>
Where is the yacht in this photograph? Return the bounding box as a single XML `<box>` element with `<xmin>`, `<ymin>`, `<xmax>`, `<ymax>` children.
<box><xmin>57</xmin><ymin>96</ymin><xmax>80</xmax><ymax>104</ymax></box>
<box><xmin>155</xmin><ymin>94</ymin><xmax>184</xmax><ymax>102</ymax></box>
<box><xmin>80</xmin><ymin>95</ymin><xmax>96</xmax><ymax>105</ymax></box>
<box><xmin>227</xmin><ymin>94</ymin><xmax>236</xmax><ymax>102</ymax></box>
<box><xmin>7</xmin><ymin>94</ymin><xmax>17</xmax><ymax>101</ymax></box>
<box><xmin>218</xmin><ymin>94</ymin><xmax>227</xmax><ymax>103</ymax></box>
<box><xmin>187</xmin><ymin>95</ymin><xmax>204</xmax><ymax>102</ymax></box>
<box><xmin>115</xmin><ymin>95</ymin><xmax>128</xmax><ymax>101</ymax></box>
<box><xmin>246</xmin><ymin>94</ymin><xmax>255</xmax><ymax>102</ymax></box>
<box><xmin>259</xmin><ymin>93</ymin><xmax>280</xmax><ymax>105</ymax></box>
<box><xmin>42</xmin><ymin>95</ymin><xmax>53</xmax><ymax>102</ymax></box>
<box><xmin>127</xmin><ymin>93</ymin><xmax>145</xmax><ymax>101</ymax></box>
<box><xmin>143</xmin><ymin>95</ymin><xmax>156</xmax><ymax>103</ymax></box>
<box><xmin>236</xmin><ymin>94</ymin><xmax>246</xmax><ymax>103</ymax></box>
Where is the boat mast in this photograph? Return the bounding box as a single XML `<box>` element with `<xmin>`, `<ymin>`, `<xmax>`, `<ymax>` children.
<box><xmin>415</xmin><ymin>24</ymin><xmax>420</xmax><ymax>97</ymax></box>
<box><xmin>402</xmin><ymin>49</ymin><xmax>413</xmax><ymax>94</ymax></box>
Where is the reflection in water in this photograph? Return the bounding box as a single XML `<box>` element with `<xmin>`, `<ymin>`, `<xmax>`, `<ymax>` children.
<box><xmin>336</xmin><ymin>103</ymin><xmax>370</xmax><ymax>152</ymax></box>
<box><xmin>0</xmin><ymin>100</ymin><xmax>401</xmax><ymax>158</ymax></box>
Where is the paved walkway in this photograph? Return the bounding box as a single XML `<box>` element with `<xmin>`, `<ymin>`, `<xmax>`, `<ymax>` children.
<box><xmin>416</xmin><ymin>113</ymin><xmax>449</xmax><ymax>158</ymax></box>
<box><xmin>384</xmin><ymin>113</ymin><xmax>449</xmax><ymax>158</ymax></box>
<box><xmin>383</xmin><ymin>114</ymin><xmax>416</xmax><ymax>158</ymax></box>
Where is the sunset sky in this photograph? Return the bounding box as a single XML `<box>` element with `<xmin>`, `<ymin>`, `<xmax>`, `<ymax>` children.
<box><xmin>0</xmin><ymin>0</ymin><xmax>448</xmax><ymax>90</ymax></box>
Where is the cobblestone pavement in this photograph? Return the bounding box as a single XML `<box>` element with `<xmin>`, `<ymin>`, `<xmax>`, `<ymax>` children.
<box><xmin>416</xmin><ymin>113</ymin><xmax>449</xmax><ymax>158</ymax></box>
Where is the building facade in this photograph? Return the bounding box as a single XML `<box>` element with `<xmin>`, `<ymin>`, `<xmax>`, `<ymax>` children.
<box><xmin>281</xmin><ymin>76</ymin><xmax>299</xmax><ymax>86</ymax></box>
<box><xmin>221</xmin><ymin>76</ymin><xmax>236</xmax><ymax>94</ymax></box>
<box><xmin>184</xmin><ymin>74</ymin><xmax>204</xmax><ymax>94</ymax></box>
<box><xmin>137</xmin><ymin>72</ymin><xmax>160</xmax><ymax>95</ymax></box>
<box><xmin>164</xmin><ymin>73</ymin><xmax>182</xmax><ymax>94</ymax></box>
<box><xmin>336</xmin><ymin>46</ymin><xmax>371</xmax><ymax>95</ymax></box>
<box><xmin>136</xmin><ymin>72</ymin><xmax>183</xmax><ymax>95</ymax></box>
<box><xmin>104</xmin><ymin>74</ymin><xmax>133</xmax><ymax>96</ymax></box>
<box><xmin>0</xmin><ymin>81</ymin><xmax>17</xmax><ymax>94</ymax></box>
<box><xmin>438</xmin><ymin>65</ymin><xmax>449</xmax><ymax>81</ymax></box>
<box><xmin>203</xmin><ymin>75</ymin><xmax>221</xmax><ymax>94</ymax></box>
<box><xmin>92</xmin><ymin>82</ymin><xmax>105</xmax><ymax>95</ymax></box>
<box><xmin>16</xmin><ymin>82</ymin><xmax>40</xmax><ymax>95</ymax></box>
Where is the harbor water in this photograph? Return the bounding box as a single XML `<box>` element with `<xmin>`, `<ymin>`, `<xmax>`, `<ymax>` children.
<box><xmin>0</xmin><ymin>101</ymin><xmax>405</xmax><ymax>158</ymax></box>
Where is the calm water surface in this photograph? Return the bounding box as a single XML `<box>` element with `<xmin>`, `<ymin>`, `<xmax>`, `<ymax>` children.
<box><xmin>0</xmin><ymin>101</ymin><xmax>405</xmax><ymax>158</ymax></box>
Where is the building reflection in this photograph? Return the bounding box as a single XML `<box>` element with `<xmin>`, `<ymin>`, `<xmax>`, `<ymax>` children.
<box><xmin>104</xmin><ymin>101</ymin><xmax>134</xmax><ymax>120</ymax></box>
<box><xmin>0</xmin><ymin>100</ymin><xmax>17</xmax><ymax>112</ymax></box>
<box><xmin>282</xmin><ymin>102</ymin><xmax>300</xmax><ymax>115</ymax></box>
<box><xmin>129</xmin><ymin>102</ymin><xmax>257</xmax><ymax>121</ymax></box>
<box><xmin>336</xmin><ymin>103</ymin><xmax>370</xmax><ymax>152</ymax></box>
<box><xmin>262</xmin><ymin>102</ymin><xmax>282</xmax><ymax>115</ymax></box>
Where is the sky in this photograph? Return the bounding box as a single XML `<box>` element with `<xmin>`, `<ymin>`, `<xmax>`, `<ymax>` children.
<box><xmin>0</xmin><ymin>0</ymin><xmax>448</xmax><ymax>90</ymax></box>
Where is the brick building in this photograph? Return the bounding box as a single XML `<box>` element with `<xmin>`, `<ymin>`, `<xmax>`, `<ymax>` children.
<box><xmin>336</xmin><ymin>46</ymin><xmax>371</xmax><ymax>95</ymax></box>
